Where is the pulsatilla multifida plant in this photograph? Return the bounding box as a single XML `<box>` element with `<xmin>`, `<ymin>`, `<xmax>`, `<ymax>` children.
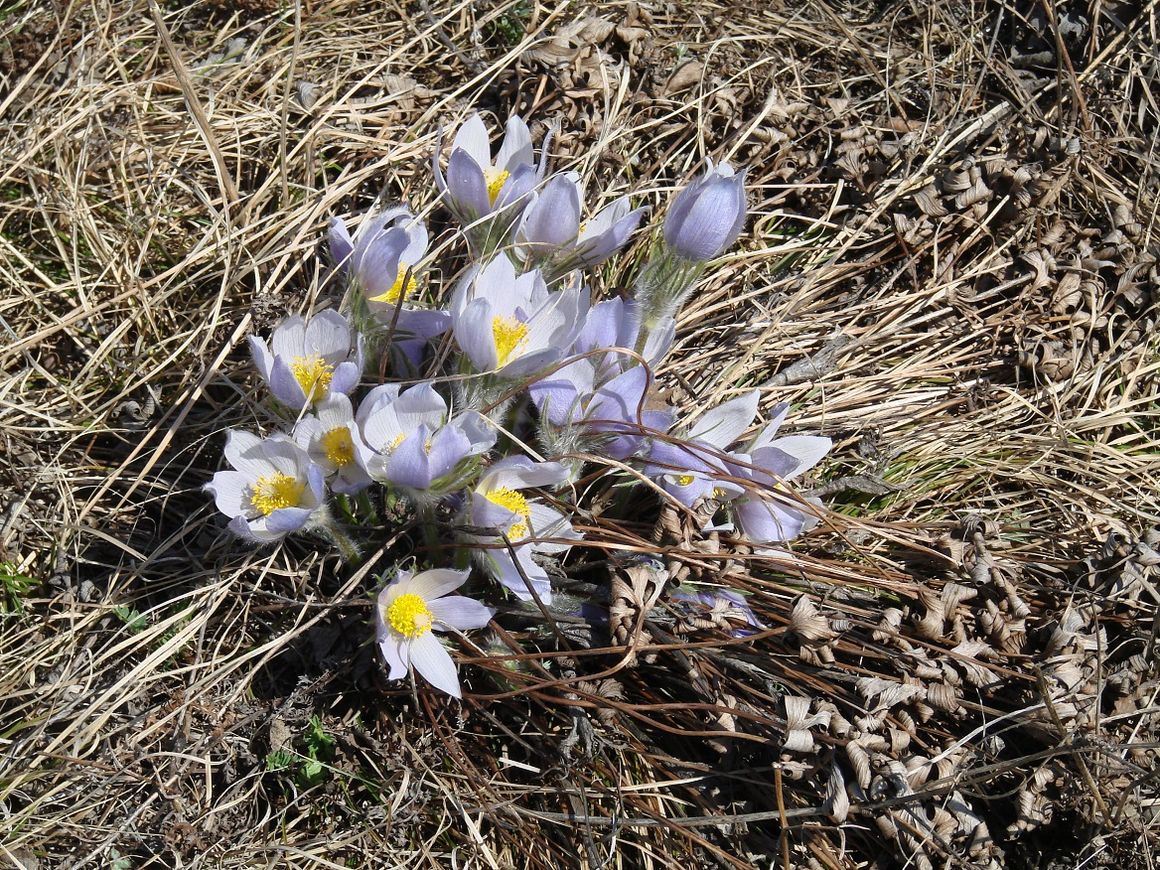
<box><xmin>206</xmin><ymin>112</ymin><xmax>832</xmax><ymax>698</ymax></box>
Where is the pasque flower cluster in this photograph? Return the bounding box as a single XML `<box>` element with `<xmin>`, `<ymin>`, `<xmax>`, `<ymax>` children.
<box><xmin>206</xmin><ymin>112</ymin><xmax>832</xmax><ymax>698</ymax></box>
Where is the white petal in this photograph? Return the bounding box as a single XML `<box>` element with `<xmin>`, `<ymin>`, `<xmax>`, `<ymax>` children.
<box><xmin>689</xmin><ymin>390</ymin><xmax>760</xmax><ymax>448</ymax></box>
<box><xmin>405</xmin><ymin>568</ymin><xmax>470</xmax><ymax>601</ymax></box>
<box><xmin>409</xmin><ymin>633</ymin><xmax>462</xmax><ymax>698</ymax></box>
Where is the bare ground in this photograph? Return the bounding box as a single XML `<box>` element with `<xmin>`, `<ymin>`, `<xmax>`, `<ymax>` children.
<box><xmin>1</xmin><ymin>0</ymin><xmax>1158</xmax><ymax>867</ymax></box>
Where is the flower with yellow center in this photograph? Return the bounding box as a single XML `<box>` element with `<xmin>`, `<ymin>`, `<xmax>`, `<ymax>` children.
<box><xmin>484</xmin><ymin>167</ymin><xmax>510</xmax><ymax>205</ymax></box>
<box><xmin>318</xmin><ymin>427</ymin><xmax>355</xmax><ymax>467</ymax></box>
<box><xmin>484</xmin><ymin>486</ymin><xmax>531</xmax><ymax>539</ymax></box>
<box><xmin>491</xmin><ymin>315</ymin><xmax>529</xmax><ymax>367</ymax></box>
<box><xmin>386</xmin><ymin>593</ymin><xmax>434</xmax><ymax>638</ymax></box>
<box><xmin>206</xmin><ymin>430</ymin><xmax>325</xmax><ymax>543</ymax></box>
<box><xmin>249</xmin><ymin>310</ymin><xmax>360</xmax><ymax>411</ymax></box>
<box><xmin>290</xmin><ymin>355</ymin><xmax>335</xmax><ymax>403</ymax></box>
<box><xmin>368</xmin><ymin>268</ymin><xmax>418</xmax><ymax>305</ymax></box>
<box><xmin>292</xmin><ymin>394</ymin><xmax>372</xmax><ymax>496</ymax></box>
<box><xmin>375</xmin><ymin>568</ymin><xmax>494</xmax><ymax>699</ymax></box>
<box><xmin>249</xmin><ymin>471</ymin><xmax>306</xmax><ymax>516</ymax></box>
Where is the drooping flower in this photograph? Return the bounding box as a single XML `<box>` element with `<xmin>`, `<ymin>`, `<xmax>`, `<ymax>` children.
<box><xmin>249</xmin><ymin>310</ymin><xmax>363</xmax><ymax>411</ymax></box>
<box><xmin>728</xmin><ymin>403</ymin><xmax>832</xmax><ymax>550</ymax></box>
<box><xmin>375</xmin><ymin>567</ymin><xmax>494</xmax><ymax>699</ymax></box>
<box><xmin>514</xmin><ymin>172</ymin><xmax>646</xmax><ymax>278</ymax></box>
<box><xmin>434</xmin><ymin>113</ymin><xmax>545</xmax><ymax>252</ymax></box>
<box><xmin>328</xmin><ymin>208</ymin><xmax>450</xmax><ymax>346</ymax></box>
<box><xmin>357</xmin><ymin>382</ymin><xmax>495</xmax><ymax>494</ymax></box>
<box><xmin>668</xmin><ymin>586</ymin><xmax>764</xmax><ymax>636</ymax></box>
<box><xmin>292</xmin><ymin>393</ymin><xmax>371</xmax><ymax>494</ymax></box>
<box><xmin>663</xmin><ymin>158</ymin><xmax>748</xmax><ymax>262</ymax></box>
<box><xmin>530</xmin><ymin>361</ymin><xmax>672</xmax><ymax>461</ymax></box>
<box><xmin>205</xmin><ymin>431</ymin><xmax>326</xmax><ymax>542</ymax></box>
<box><xmin>633</xmin><ymin>159</ymin><xmax>749</xmax><ymax>334</ymax></box>
<box><xmin>450</xmin><ymin>256</ymin><xmax>587</xmax><ymax>380</ymax></box>
<box><xmin>644</xmin><ymin>390</ymin><xmax>762</xmax><ymax>508</ymax></box>
<box><xmin>466</xmin><ymin>456</ymin><xmax>581</xmax><ymax>602</ymax></box>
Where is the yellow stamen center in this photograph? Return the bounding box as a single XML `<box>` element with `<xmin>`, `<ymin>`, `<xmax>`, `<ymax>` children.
<box><xmin>368</xmin><ymin>267</ymin><xmax>418</xmax><ymax>305</ymax></box>
<box><xmin>290</xmin><ymin>355</ymin><xmax>334</xmax><ymax>403</ymax></box>
<box><xmin>319</xmin><ymin>426</ymin><xmax>355</xmax><ymax>467</ymax></box>
<box><xmin>492</xmin><ymin>316</ymin><xmax>529</xmax><ymax>366</ymax></box>
<box><xmin>676</xmin><ymin>474</ymin><xmax>695</xmax><ymax>487</ymax></box>
<box><xmin>250</xmin><ymin>471</ymin><xmax>305</xmax><ymax>516</ymax></box>
<box><xmin>386</xmin><ymin>593</ymin><xmax>434</xmax><ymax>639</ymax></box>
<box><xmin>484</xmin><ymin>168</ymin><xmax>510</xmax><ymax>205</ymax></box>
<box><xmin>385</xmin><ymin>432</ymin><xmax>406</xmax><ymax>453</ymax></box>
<box><xmin>485</xmin><ymin>486</ymin><xmax>531</xmax><ymax>539</ymax></box>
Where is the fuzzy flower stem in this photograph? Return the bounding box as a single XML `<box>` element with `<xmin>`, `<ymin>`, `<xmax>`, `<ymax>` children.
<box><xmin>634</xmin><ymin>246</ymin><xmax>704</xmax><ymax>352</ymax></box>
<box><xmin>316</xmin><ymin>511</ymin><xmax>361</xmax><ymax>564</ymax></box>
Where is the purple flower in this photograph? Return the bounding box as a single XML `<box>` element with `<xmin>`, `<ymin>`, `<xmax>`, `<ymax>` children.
<box><xmin>376</xmin><ymin>568</ymin><xmax>494</xmax><ymax>699</ymax></box>
<box><xmin>668</xmin><ymin>586</ymin><xmax>764</xmax><ymax>635</ymax></box>
<box><xmin>663</xmin><ymin>159</ymin><xmax>748</xmax><ymax>262</ymax></box>
<box><xmin>728</xmin><ymin>403</ymin><xmax>832</xmax><ymax>550</ymax></box>
<box><xmin>292</xmin><ymin>394</ymin><xmax>371</xmax><ymax>494</ymax></box>
<box><xmin>450</xmin><ymin>257</ymin><xmax>587</xmax><ymax>379</ymax></box>
<box><xmin>249</xmin><ymin>310</ymin><xmax>363</xmax><ymax>410</ymax></box>
<box><xmin>205</xmin><ymin>431</ymin><xmax>326</xmax><ymax>542</ymax></box>
<box><xmin>328</xmin><ymin>208</ymin><xmax>451</xmax><ymax>343</ymax></box>
<box><xmin>467</xmin><ymin>456</ymin><xmax>581</xmax><ymax>602</ymax></box>
<box><xmin>530</xmin><ymin>361</ymin><xmax>672</xmax><ymax>460</ymax></box>
<box><xmin>645</xmin><ymin>390</ymin><xmax>762</xmax><ymax>507</ymax></box>
<box><xmin>434</xmin><ymin>113</ymin><xmax>544</xmax><ymax>245</ymax></box>
<box><xmin>357</xmin><ymin>382</ymin><xmax>495</xmax><ymax>494</ymax></box>
<box><xmin>514</xmin><ymin>172</ymin><xmax>646</xmax><ymax>276</ymax></box>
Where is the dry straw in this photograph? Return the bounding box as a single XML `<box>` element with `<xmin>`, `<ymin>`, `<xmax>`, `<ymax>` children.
<box><xmin>1</xmin><ymin>0</ymin><xmax>1157</xmax><ymax>867</ymax></box>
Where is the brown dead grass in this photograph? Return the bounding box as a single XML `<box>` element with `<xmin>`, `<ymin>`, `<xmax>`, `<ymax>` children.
<box><xmin>1</xmin><ymin>0</ymin><xmax>1158</xmax><ymax>867</ymax></box>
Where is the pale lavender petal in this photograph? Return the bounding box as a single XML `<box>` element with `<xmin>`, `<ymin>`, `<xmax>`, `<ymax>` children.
<box><xmin>735</xmin><ymin>497</ymin><xmax>812</xmax><ymax>545</ymax></box>
<box><xmin>207</xmin><ymin>470</ymin><xmax>250</xmax><ymax>518</ymax></box>
<box><xmin>409</xmin><ymin>633</ymin><xmax>462</xmax><ymax>698</ymax></box>
<box><xmin>228</xmin><ymin>514</ymin><xmax>261</xmax><ymax>541</ymax></box>
<box><xmin>519</xmin><ymin>174</ymin><xmax>581</xmax><ymax>249</ymax></box>
<box><xmin>249</xmin><ymin>335</ymin><xmax>274</xmax><ymax>381</ymax></box>
<box><xmin>451</xmin><ymin>113</ymin><xmax>491</xmax><ymax>168</ymax></box>
<box><xmin>492</xmin><ymin>162</ymin><xmax>536</xmax><ymax>213</ymax></box>
<box><xmin>223</xmin><ymin>430</ymin><xmax>272</xmax><ymax>478</ymax></box>
<box><xmin>328</xmin><ymin>217</ymin><xmax>353</xmax><ymax>268</ymax></box>
<box><xmin>384</xmin><ymin>428</ymin><xmax>433</xmax><ymax>489</ymax></box>
<box><xmin>391</xmin><ymin>383</ymin><xmax>447</xmax><ymax>431</ymax></box>
<box><xmin>688</xmin><ymin>390</ymin><xmax>760</xmax><ymax>449</ymax></box>
<box><xmin>750</xmin><ymin>402</ymin><xmax>791</xmax><ymax>451</ymax></box>
<box><xmin>269</xmin><ymin>355</ymin><xmax>309</xmax><ymax>408</ymax></box>
<box><xmin>405</xmin><ymin>567</ymin><xmax>470</xmax><ymax>601</ymax></box>
<box><xmin>486</xmin><ymin>544</ymin><xmax>552</xmax><ymax>602</ymax></box>
<box><xmin>496</xmin><ymin>115</ymin><xmax>533</xmax><ymax>170</ymax></box>
<box><xmin>354</xmin><ymin>226</ymin><xmax>407</xmax><ymax>297</ymax></box>
<box><xmin>471</xmin><ymin>490</ymin><xmax>524</xmax><ymax>532</ymax></box>
<box><xmin>329</xmin><ymin>360</ymin><xmax>361</xmax><ymax>396</ymax></box>
<box><xmin>379</xmin><ymin>635</ymin><xmax>409</xmax><ymax>680</ymax></box>
<box><xmin>264</xmin><ymin>506</ymin><xmax>314</xmax><ymax>534</ymax></box>
<box><xmin>271</xmin><ymin>316</ymin><xmax>306</xmax><ymax>359</ymax></box>
<box><xmin>446</xmin><ymin>148</ymin><xmax>490</xmax><ymax>217</ymax></box>
<box><xmin>305</xmin><ymin>310</ymin><xmax>352</xmax><ymax>359</ymax></box>
<box><xmin>425</xmin><ymin>425</ymin><xmax>472</xmax><ymax>479</ymax></box>
<box><xmin>757</xmin><ymin>436</ymin><xmax>832</xmax><ymax>480</ymax></box>
<box><xmin>428</xmin><ymin>595</ymin><xmax>494</xmax><ymax>631</ymax></box>
<box><xmin>454</xmin><ymin>297</ymin><xmax>500</xmax><ymax>371</ymax></box>
<box><xmin>394</xmin><ymin>308</ymin><xmax>451</xmax><ymax>339</ymax></box>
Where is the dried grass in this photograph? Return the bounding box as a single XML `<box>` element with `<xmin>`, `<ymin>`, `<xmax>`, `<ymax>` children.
<box><xmin>1</xmin><ymin>0</ymin><xmax>1158</xmax><ymax>867</ymax></box>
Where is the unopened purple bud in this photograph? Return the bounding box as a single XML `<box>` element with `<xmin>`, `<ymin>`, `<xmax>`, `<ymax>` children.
<box><xmin>663</xmin><ymin>160</ymin><xmax>747</xmax><ymax>262</ymax></box>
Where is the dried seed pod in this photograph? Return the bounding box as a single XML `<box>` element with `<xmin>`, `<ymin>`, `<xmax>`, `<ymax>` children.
<box><xmin>824</xmin><ymin>760</ymin><xmax>850</xmax><ymax>823</ymax></box>
<box><xmin>847</xmin><ymin>740</ymin><xmax>872</xmax><ymax>789</ymax></box>
<box><xmin>790</xmin><ymin>595</ymin><xmax>836</xmax><ymax>643</ymax></box>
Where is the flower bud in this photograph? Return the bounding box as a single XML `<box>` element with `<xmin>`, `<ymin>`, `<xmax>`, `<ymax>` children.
<box><xmin>662</xmin><ymin>159</ymin><xmax>747</xmax><ymax>261</ymax></box>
